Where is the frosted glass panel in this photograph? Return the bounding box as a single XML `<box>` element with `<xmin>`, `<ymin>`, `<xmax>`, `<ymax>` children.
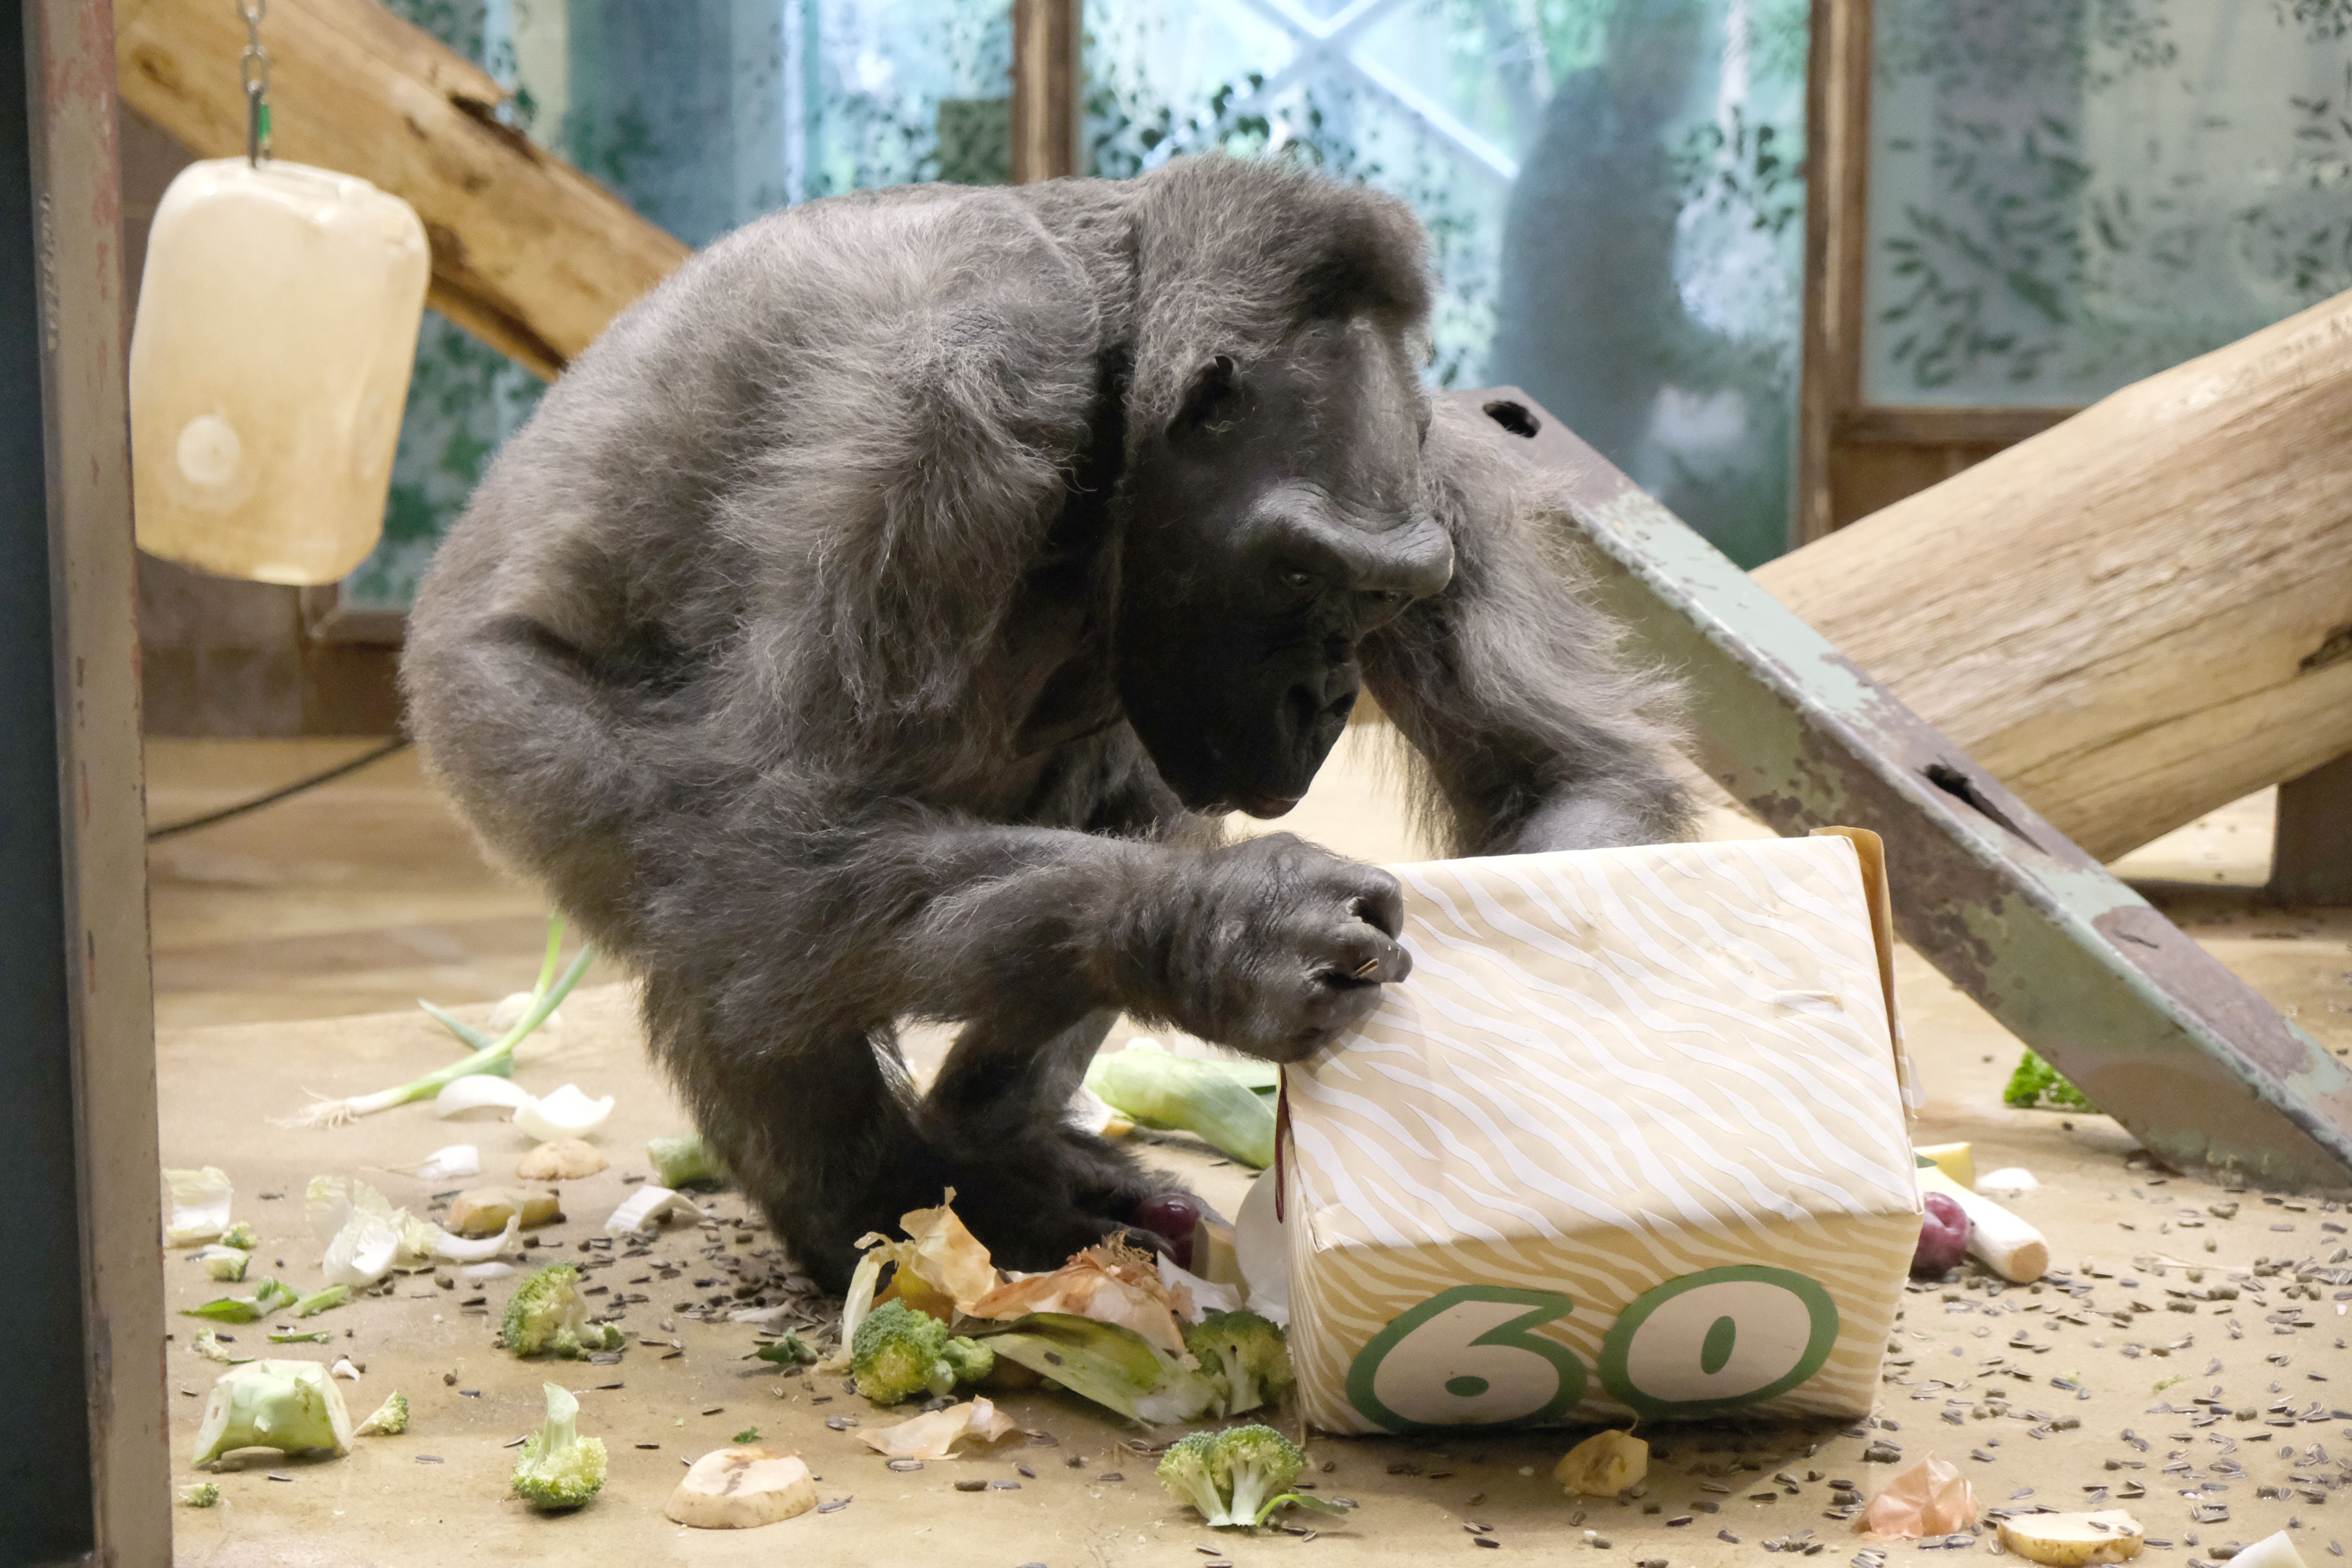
<box><xmin>1863</xmin><ymin>0</ymin><xmax>2352</xmax><ymax>405</ymax></box>
<box><xmin>341</xmin><ymin>0</ymin><xmax>1014</xmax><ymax>612</ymax></box>
<box><xmin>1089</xmin><ymin>0</ymin><xmax>1809</xmax><ymax>567</ymax></box>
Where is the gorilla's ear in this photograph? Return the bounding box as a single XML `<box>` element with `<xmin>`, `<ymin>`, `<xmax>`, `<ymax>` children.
<box><xmin>1174</xmin><ymin>354</ymin><xmax>1240</xmax><ymax>435</ymax></box>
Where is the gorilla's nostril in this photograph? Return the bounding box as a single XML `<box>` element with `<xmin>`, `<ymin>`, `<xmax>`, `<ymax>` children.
<box><xmin>1325</xmin><ymin>689</ymin><xmax>1357</xmax><ymax>723</ymax></box>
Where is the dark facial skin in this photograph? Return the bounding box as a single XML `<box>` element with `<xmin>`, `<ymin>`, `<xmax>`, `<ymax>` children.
<box><xmin>1116</xmin><ymin>320</ymin><xmax>1457</xmax><ymax>817</ymax></box>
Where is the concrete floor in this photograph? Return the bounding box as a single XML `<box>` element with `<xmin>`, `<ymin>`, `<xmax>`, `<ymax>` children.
<box><xmin>146</xmin><ymin>731</ymin><xmax>2352</xmax><ymax>1566</ymax></box>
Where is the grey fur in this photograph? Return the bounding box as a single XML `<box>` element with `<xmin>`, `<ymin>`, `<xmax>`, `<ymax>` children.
<box><xmin>403</xmin><ymin>155</ymin><xmax>1687</xmax><ymax>1289</ymax></box>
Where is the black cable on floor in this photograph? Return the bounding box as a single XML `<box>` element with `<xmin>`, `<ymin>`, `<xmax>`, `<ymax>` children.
<box><xmin>145</xmin><ymin>736</ymin><xmax>415</xmax><ymax>843</ymax></box>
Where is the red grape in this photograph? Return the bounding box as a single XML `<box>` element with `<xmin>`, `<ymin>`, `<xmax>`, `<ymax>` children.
<box><xmin>1911</xmin><ymin>1191</ymin><xmax>1970</xmax><ymax>1277</ymax></box>
<box><xmin>1127</xmin><ymin>1192</ymin><xmax>1204</xmax><ymax>1269</ymax></box>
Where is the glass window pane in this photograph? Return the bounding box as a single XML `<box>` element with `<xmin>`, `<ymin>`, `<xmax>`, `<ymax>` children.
<box><xmin>344</xmin><ymin>0</ymin><xmax>1014</xmax><ymax>613</ymax></box>
<box><xmin>1863</xmin><ymin>0</ymin><xmax>2352</xmax><ymax>406</ymax></box>
<box><xmin>1087</xmin><ymin>0</ymin><xmax>1810</xmax><ymax>567</ymax></box>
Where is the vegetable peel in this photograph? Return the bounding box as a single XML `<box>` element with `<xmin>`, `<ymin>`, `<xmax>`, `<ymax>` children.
<box><xmin>857</xmin><ymin>1396</ymin><xmax>1017</xmax><ymax>1459</ymax></box>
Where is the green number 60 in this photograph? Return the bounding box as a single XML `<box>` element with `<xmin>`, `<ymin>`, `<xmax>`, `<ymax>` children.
<box><xmin>1345</xmin><ymin>1285</ymin><xmax>1587</xmax><ymax>1433</ymax></box>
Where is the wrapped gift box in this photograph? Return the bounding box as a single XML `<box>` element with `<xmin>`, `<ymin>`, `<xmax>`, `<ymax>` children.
<box><xmin>1277</xmin><ymin>829</ymin><xmax>1920</xmax><ymax>1434</ymax></box>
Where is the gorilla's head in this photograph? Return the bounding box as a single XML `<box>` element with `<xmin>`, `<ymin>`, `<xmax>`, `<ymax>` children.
<box><xmin>1116</xmin><ymin>317</ymin><xmax>1455</xmax><ymax>818</ymax></box>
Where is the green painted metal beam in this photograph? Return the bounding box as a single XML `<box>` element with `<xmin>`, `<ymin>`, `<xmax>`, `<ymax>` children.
<box><xmin>1453</xmin><ymin>389</ymin><xmax>2352</xmax><ymax>1190</ymax></box>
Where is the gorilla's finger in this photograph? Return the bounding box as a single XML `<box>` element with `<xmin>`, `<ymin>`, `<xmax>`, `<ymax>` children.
<box><xmin>1340</xmin><ymin>867</ymin><xmax>1406</xmax><ymax>937</ymax></box>
<box><xmin>1310</xmin><ymin>921</ymin><xmax>1410</xmax><ymax>986</ymax></box>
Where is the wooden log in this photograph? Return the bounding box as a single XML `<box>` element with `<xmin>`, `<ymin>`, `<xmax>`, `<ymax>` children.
<box><xmin>1756</xmin><ymin>288</ymin><xmax>2352</xmax><ymax>862</ymax></box>
<box><xmin>115</xmin><ymin>0</ymin><xmax>689</xmax><ymax>379</ymax></box>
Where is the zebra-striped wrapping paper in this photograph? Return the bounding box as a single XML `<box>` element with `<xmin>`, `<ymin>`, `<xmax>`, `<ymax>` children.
<box><xmin>1281</xmin><ymin>831</ymin><xmax>1920</xmax><ymax>1435</ymax></box>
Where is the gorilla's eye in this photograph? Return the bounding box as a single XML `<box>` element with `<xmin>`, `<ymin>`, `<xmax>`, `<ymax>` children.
<box><xmin>1280</xmin><ymin>568</ymin><xmax>1316</xmax><ymax>592</ymax></box>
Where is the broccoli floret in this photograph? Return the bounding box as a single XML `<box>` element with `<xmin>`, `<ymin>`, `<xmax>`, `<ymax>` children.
<box><xmin>1155</xmin><ymin>1424</ymin><xmax>1312</xmax><ymax>1528</ymax></box>
<box><xmin>219</xmin><ymin>1220</ymin><xmax>258</xmax><ymax>1250</ymax></box>
<box><xmin>179</xmin><ymin>1481</ymin><xmax>220</xmax><ymax>1508</ymax></box>
<box><xmin>941</xmin><ymin>1333</ymin><xmax>995</xmax><ymax>1386</ymax></box>
<box><xmin>355</xmin><ymin>1391</ymin><xmax>408</xmax><ymax>1436</ymax></box>
<box><xmin>512</xmin><ymin>1382</ymin><xmax>605</xmax><ymax>1510</ymax></box>
<box><xmin>500</xmin><ymin>1262</ymin><xmax>627</xmax><ymax>1359</ymax></box>
<box><xmin>1187</xmin><ymin>1309</ymin><xmax>1294</xmax><ymax>1417</ymax></box>
<box><xmin>2003</xmin><ymin>1049</ymin><xmax>2095</xmax><ymax>1111</ymax></box>
<box><xmin>848</xmin><ymin>1300</ymin><xmax>992</xmax><ymax>1405</ymax></box>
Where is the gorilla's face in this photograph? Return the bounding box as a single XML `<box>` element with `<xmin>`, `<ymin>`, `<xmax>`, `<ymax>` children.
<box><xmin>1117</xmin><ymin>320</ymin><xmax>1455</xmax><ymax>818</ymax></box>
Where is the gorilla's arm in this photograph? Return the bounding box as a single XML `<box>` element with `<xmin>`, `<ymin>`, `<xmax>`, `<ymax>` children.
<box><xmin>1364</xmin><ymin>404</ymin><xmax>1691</xmax><ymax>854</ymax></box>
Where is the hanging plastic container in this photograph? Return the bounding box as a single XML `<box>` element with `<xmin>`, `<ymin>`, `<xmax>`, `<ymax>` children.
<box><xmin>129</xmin><ymin>158</ymin><xmax>429</xmax><ymax>585</ymax></box>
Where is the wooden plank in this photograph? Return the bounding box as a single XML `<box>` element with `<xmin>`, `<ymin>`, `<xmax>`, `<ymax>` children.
<box><xmin>23</xmin><ymin>0</ymin><xmax>173</xmax><ymax>1558</ymax></box>
<box><xmin>1011</xmin><ymin>0</ymin><xmax>1080</xmax><ymax>182</ymax></box>
<box><xmin>1759</xmin><ymin>286</ymin><xmax>2352</xmax><ymax>863</ymax></box>
<box><xmin>2271</xmin><ymin>751</ymin><xmax>2352</xmax><ymax>907</ymax></box>
<box><xmin>1465</xmin><ymin>388</ymin><xmax>2352</xmax><ymax>1188</ymax></box>
<box><xmin>1795</xmin><ymin>0</ymin><xmax>1873</xmax><ymax>546</ymax></box>
<box><xmin>114</xmin><ymin>0</ymin><xmax>690</xmax><ymax>379</ymax></box>
<box><xmin>1834</xmin><ymin>404</ymin><xmax>2078</xmax><ymax>446</ymax></box>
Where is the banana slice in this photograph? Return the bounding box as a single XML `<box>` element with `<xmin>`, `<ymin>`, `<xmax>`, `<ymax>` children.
<box><xmin>1995</xmin><ymin>1510</ymin><xmax>2145</xmax><ymax>1565</ymax></box>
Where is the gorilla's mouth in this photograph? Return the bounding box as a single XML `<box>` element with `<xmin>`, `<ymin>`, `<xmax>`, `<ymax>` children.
<box><xmin>1241</xmin><ymin>792</ymin><xmax>1302</xmax><ymax>819</ymax></box>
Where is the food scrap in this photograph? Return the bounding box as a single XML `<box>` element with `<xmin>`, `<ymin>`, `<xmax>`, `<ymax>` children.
<box><xmin>1856</xmin><ymin>1453</ymin><xmax>1977</xmax><ymax>1537</ymax></box>
<box><xmin>665</xmin><ymin>1447</ymin><xmax>817</xmax><ymax>1529</ymax></box>
<box><xmin>1554</xmin><ymin>1428</ymin><xmax>1648</xmax><ymax>1496</ymax></box>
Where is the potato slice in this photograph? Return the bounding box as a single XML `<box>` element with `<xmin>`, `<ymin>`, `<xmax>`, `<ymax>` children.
<box><xmin>664</xmin><ymin>1447</ymin><xmax>818</xmax><ymax>1529</ymax></box>
<box><xmin>1995</xmin><ymin>1510</ymin><xmax>2145</xmax><ymax>1565</ymax></box>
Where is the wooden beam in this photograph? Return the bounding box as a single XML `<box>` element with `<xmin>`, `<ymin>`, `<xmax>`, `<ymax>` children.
<box><xmin>115</xmin><ymin>0</ymin><xmax>691</xmax><ymax>379</ymax></box>
<box><xmin>1795</xmin><ymin>0</ymin><xmax>1873</xmax><ymax>547</ymax></box>
<box><xmin>1757</xmin><ymin>286</ymin><xmax>2352</xmax><ymax>864</ymax></box>
<box><xmin>1011</xmin><ymin>0</ymin><xmax>1080</xmax><ymax>183</ymax></box>
<box><xmin>2270</xmin><ymin>751</ymin><xmax>2352</xmax><ymax>907</ymax></box>
<box><xmin>20</xmin><ymin>0</ymin><xmax>173</xmax><ymax>1556</ymax></box>
<box><xmin>1833</xmin><ymin>405</ymin><xmax>2078</xmax><ymax>446</ymax></box>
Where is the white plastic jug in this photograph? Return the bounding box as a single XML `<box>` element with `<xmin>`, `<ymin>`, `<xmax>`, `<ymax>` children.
<box><xmin>129</xmin><ymin>158</ymin><xmax>429</xmax><ymax>585</ymax></box>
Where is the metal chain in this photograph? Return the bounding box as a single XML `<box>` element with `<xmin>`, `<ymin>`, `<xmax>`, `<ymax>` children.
<box><xmin>238</xmin><ymin>0</ymin><xmax>271</xmax><ymax>166</ymax></box>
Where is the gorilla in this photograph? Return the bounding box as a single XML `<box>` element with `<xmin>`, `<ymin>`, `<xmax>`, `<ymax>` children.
<box><xmin>404</xmin><ymin>156</ymin><xmax>1687</xmax><ymax>1291</ymax></box>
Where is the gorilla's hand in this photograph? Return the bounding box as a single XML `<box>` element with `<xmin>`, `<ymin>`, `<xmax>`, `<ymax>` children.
<box><xmin>1134</xmin><ymin>833</ymin><xmax>1410</xmax><ymax>1062</ymax></box>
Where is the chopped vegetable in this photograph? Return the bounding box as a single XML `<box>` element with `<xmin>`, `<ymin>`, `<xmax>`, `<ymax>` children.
<box><xmin>1994</xmin><ymin>1509</ymin><xmax>2144</xmax><ymax>1565</ymax></box>
<box><xmin>1913</xmin><ymin>1191</ymin><xmax>1970</xmax><ymax>1277</ymax></box>
<box><xmin>163</xmin><ymin>1166</ymin><xmax>234</xmax><ymax>1246</ymax></box>
<box><xmin>2228</xmin><ymin>1532</ymin><xmax>2311</xmax><ymax>1568</ymax></box>
<box><xmin>295</xmin><ymin>1284</ymin><xmax>351</xmax><ymax>1318</ymax></box>
<box><xmin>1554</xmin><ymin>1429</ymin><xmax>1648</xmax><ymax>1495</ymax></box>
<box><xmin>445</xmin><ymin>1187</ymin><xmax>560</xmax><ymax>1236</ymax></box>
<box><xmin>190</xmin><ymin>1328</ymin><xmax>243</xmax><ymax>1364</ymax></box>
<box><xmin>515</xmin><ymin>1084</ymin><xmax>616</xmax><ymax>1142</ymax></box>
<box><xmin>849</xmin><ymin>1300</ymin><xmax>993</xmax><ymax>1406</ymax></box>
<box><xmin>980</xmin><ymin>1311</ymin><xmax>1219</xmax><ymax>1425</ymax></box>
<box><xmin>178</xmin><ymin>1481</ymin><xmax>220</xmax><ymax>1507</ymax></box>
<box><xmin>409</xmin><ymin>1145</ymin><xmax>481</xmax><ymax>1181</ymax></box>
<box><xmin>1155</xmin><ymin>1424</ymin><xmax>1348</xmax><ymax>1529</ymax></box>
<box><xmin>191</xmin><ymin>1244</ymin><xmax>250</xmax><ymax>1282</ymax></box>
<box><xmin>511</xmin><ymin>1382</ymin><xmax>606</xmax><ymax>1510</ymax></box>
<box><xmin>664</xmin><ymin>1447</ymin><xmax>815</xmax><ymax>1529</ymax></box>
<box><xmin>269</xmin><ymin>1330</ymin><xmax>331</xmax><ymax>1344</ymax></box>
<box><xmin>604</xmin><ymin>1185</ymin><xmax>703</xmax><ymax>1237</ymax></box>
<box><xmin>329</xmin><ymin>1357</ymin><xmax>363</xmax><ymax>1380</ymax></box>
<box><xmin>2003</xmin><ymin>1048</ymin><xmax>2094</xmax><ymax>1111</ymax></box>
<box><xmin>971</xmin><ymin>1236</ymin><xmax>1191</xmax><ymax>1353</ymax></box>
<box><xmin>747</xmin><ymin>1332</ymin><xmax>818</xmax><ymax>1368</ymax></box>
<box><xmin>1186</xmin><ymin>1308</ymin><xmax>1294</xmax><ymax>1418</ymax></box>
<box><xmin>191</xmin><ymin>1359</ymin><xmax>354</xmax><ymax>1465</ymax></box>
<box><xmin>1085</xmin><ymin>1040</ymin><xmax>1276</xmax><ymax>1167</ymax></box>
<box><xmin>275</xmin><ymin>919</ymin><xmax>591</xmax><ymax>1128</ymax></box>
<box><xmin>646</xmin><ymin>1132</ymin><xmax>731</xmax><ymax>1190</ymax></box>
<box><xmin>355</xmin><ymin>1391</ymin><xmax>409</xmax><ymax>1436</ymax></box>
<box><xmin>219</xmin><ymin>1220</ymin><xmax>257</xmax><ymax>1250</ymax></box>
<box><xmin>182</xmin><ymin>1277</ymin><xmax>297</xmax><ymax>1323</ymax></box>
<box><xmin>858</xmin><ymin>1397</ymin><xmax>1017</xmax><ymax>1459</ymax></box>
<box><xmin>500</xmin><ymin>1261</ymin><xmax>626</xmax><ymax>1358</ymax></box>
<box><xmin>732</xmin><ymin>1426</ymin><xmax>760</xmax><ymax>1444</ymax></box>
<box><xmin>1858</xmin><ymin>1455</ymin><xmax>1979</xmax><ymax>1538</ymax></box>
